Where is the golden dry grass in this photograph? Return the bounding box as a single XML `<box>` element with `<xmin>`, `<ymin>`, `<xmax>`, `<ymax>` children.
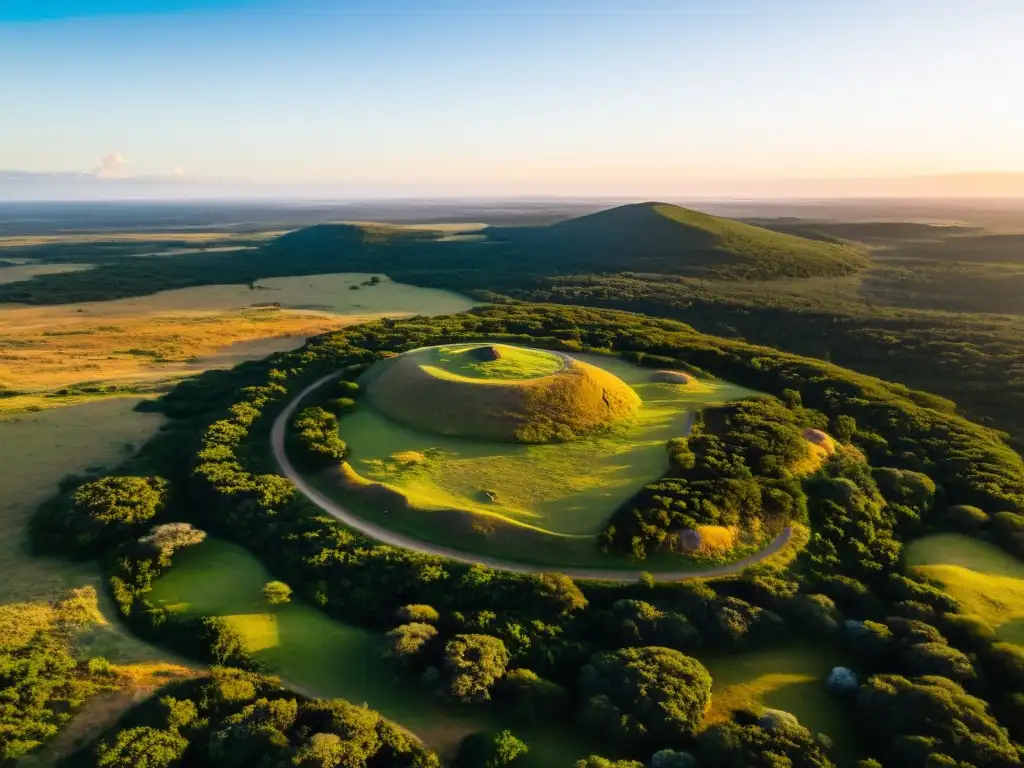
<box><xmin>0</xmin><ymin>307</ymin><xmax>342</xmax><ymax>393</ymax></box>
<box><xmin>0</xmin><ymin>231</ymin><xmax>285</xmax><ymax>248</ymax></box>
<box><xmin>0</xmin><ymin>264</ymin><xmax>95</xmax><ymax>284</ymax></box>
<box><xmin>0</xmin><ymin>273</ymin><xmax>475</xmax><ymax>411</ymax></box>
<box><xmin>695</xmin><ymin>525</ymin><xmax>738</xmax><ymax>555</ymax></box>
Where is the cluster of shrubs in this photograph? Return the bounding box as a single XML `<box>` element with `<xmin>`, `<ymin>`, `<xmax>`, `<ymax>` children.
<box><xmin>604</xmin><ymin>397</ymin><xmax>813</xmax><ymax>559</ymax></box>
<box><xmin>62</xmin><ymin>669</ymin><xmax>439</xmax><ymax>768</ymax></box>
<box><xmin>289</xmin><ymin>381</ymin><xmax>360</xmax><ymax>469</ymax></box>
<box><xmin>31</xmin><ymin>474</ymin><xmax>170</xmax><ymax>557</ymax></box>
<box><xmin>30</xmin><ymin>302</ymin><xmax>1024</xmax><ymax>767</ymax></box>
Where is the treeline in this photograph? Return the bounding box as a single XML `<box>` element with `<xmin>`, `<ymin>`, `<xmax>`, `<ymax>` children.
<box><xmin>29</xmin><ymin>302</ymin><xmax>1024</xmax><ymax>767</ymax></box>
<box><xmin>60</xmin><ymin>669</ymin><xmax>439</xmax><ymax>768</ymax></box>
<box><xmin>0</xmin><ymin>225</ymin><xmax>429</xmax><ymax>305</ymax></box>
<box><xmin>506</xmin><ymin>273</ymin><xmax>1024</xmax><ymax>450</ymax></box>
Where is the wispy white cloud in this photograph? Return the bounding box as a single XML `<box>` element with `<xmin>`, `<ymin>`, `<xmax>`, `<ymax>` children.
<box><xmin>95</xmin><ymin>152</ymin><xmax>129</xmax><ymax>178</ymax></box>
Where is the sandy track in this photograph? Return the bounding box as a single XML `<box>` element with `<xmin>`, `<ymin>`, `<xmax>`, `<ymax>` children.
<box><xmin>271</xmin><ymin>372</ymin><xmax>793</xmax><ymax>582</ymax></box>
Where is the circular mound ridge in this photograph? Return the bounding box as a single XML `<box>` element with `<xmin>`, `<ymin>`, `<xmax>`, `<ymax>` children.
<box><xmin>360</xmin><ymin>343</ymin><xmax>641</xmax><ymax>443</ymax></box>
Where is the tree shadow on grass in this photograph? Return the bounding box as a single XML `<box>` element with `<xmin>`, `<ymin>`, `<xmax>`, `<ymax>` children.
<box><xmin>761</xmin><ymin>677</ymin><xmax>858</xmax><ymax>763</ymax></box>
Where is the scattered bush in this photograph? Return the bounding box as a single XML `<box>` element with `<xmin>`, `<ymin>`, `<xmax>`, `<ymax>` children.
<box><xmin>291</xmin><ymin>406</ymin><xmax>348</xmax><ymax>468</ymax></box>
<box><xmin>138</xmin><ymin>522</ymin><xmax>206</xmax><ymax>565</ymax></box>
<box><xmin>385</xmin><ymin>623</ymin><xmax>439</xmax><ymax>665</ymax></box>
<box><xmin>453</xmin><ymin>730</ymin><xmax>529</xmax><ymax>768</ymax></box>
<box><xmin>262</xmin><ymin>580</ymin><xmax>292</xmax><ymax>605</ymax></box>
<box><xmin>397</xmin><ymin>604</ymin><xmax>441</xmax><ymax>624</ymax></box>
<box><xmin>444</xmin><ymin>634</ymin><xmax>510</xmax><ymax>704</ymax></box>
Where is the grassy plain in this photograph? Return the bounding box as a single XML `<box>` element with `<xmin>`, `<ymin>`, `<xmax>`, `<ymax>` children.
<box><xmin>0</xmin><ymin>400</ymin><xmax>174</xmax><ymax>659</ymax></box>
<box><xmin>148</xmin><ymin>538</ymin><xmax>592</xmax><ymax>765</ymax></box>
<box><xmin>0</xmin><ymin>231</ymin><xmax>279</xmax><ymax>248</ymax></box>
<box><xmin>701</xmin><ymin>644</ymin><xmax>856</xmax><ymax>760</ymax></box>
<box><xmin>0</xmin><ymin>399</ymin><xmax>205</xmax><ymax>766</ymax></box>
<box><xmin>907</xmin><ymin>534</ymin><xmax>1024</xmax><ymax>644</ymax></box>
<box><xmin>0</xmin><ymin>263</ymin><xmax>95</xmax><ymax>284</ymax></box>
<box><xmin>0</xmin><ymin>273</ymin><xmax>475</xmax><ymax>413</ymax></box>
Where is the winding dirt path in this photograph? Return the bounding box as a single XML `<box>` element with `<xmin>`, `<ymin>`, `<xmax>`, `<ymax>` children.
<box><xmin>271</xmin><ymin>372</ymin><xmax>794</xmax><ymax>582</ymax></box>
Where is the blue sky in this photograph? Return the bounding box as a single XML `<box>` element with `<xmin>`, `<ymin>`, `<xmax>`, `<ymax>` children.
<box><xmin>2</xmin><ymin>0</ymin><xmax>1022</xmax><ymax>195</ymax></box>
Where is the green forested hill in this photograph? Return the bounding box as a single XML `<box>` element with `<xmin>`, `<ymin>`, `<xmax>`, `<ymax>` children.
<box><xmin>486</xmin><ymin>202</ymin><xmax>868</xmax><ymax>279</ymax></box>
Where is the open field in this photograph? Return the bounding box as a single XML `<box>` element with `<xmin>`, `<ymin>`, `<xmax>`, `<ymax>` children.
<box><xmin>0</xmin><ymin>400</ymin><xmax>162</xmax><ymax>606</ymax></box>
<box><xmin>148</xmin><ymin>537</ymin><xmax>592</xmax><ymax>765</ymax></box>
<box><xmin>0</xmin><ymin>263</ymin><xmax>95</xmax><ymax>284</ymax></box>
<box><xmin>701</xmin><ymin>644</ymin><xmax>857</xmax><ymax>760</ymax></box>
<box><xmin>0</xmin><ymin>399</ymin><xmax>200</xmax><ymax>766</ymax></box>
<box><xmin>0</xmin><ymin>231</ymin><xmax>285</xmax><ymax>249</ymax></box>
<box><xmin>0</xmin><ymin>273</ymin><xmax>474</xmax><ymax>412</ymax></box>
<box><xmin>907</xmin><ymin>534</ymin><xmax>1024</xmax><ymax>644</ymax></box>
<box><xmin>0</xmin><ymin>400</ymin><xmax>178</xmax><ymax>661</ymax></box>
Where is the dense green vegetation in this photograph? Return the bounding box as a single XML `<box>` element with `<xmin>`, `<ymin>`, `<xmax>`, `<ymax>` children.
<box><xmin>0</xmin><ymin>590</ymin><xmax>114</xmax><ymax>764</ymax></box>
<box><xmin>482</xmin><ymin>203</ymin><xmax>868</xmax><ymax>280</ymax></box>
<box><xmin>23</xmin><ymin>301</ymin><xmax>1024</xmax><ymax>768</ymax></box>
<box><xmin>59</xmin><ymin>668</ymin><xmax>440</xmax><ymax>768</ymax></box>
<box><xmin>322</xmin><ymin>353</ymin><xmax>757</xmax><ymax>560</ymax></box>
<box><xmin>605</xmin><ymin>397</ymin><xmax>813</xmax><ymax>559</ymax></box>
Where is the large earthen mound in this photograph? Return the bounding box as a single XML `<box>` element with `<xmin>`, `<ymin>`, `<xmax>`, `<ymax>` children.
<box><xmin>360</xmin><ymin>344</ymin><xmax>641</xmax><ymax>443</ymax></box>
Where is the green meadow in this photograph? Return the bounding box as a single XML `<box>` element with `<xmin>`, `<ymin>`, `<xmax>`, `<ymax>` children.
<box><xmin>337</xmin><ymin>353</ymin><xmax>758</xmax><ymax>538</ymax></box>
<box><xmin>701</xmin><ymin>644</ymin><xmax>858</xmax><ymax>762</ymax></box>
<box><xmin>907</xmin><ymin>534</ymin><xmax>1024</xmax><ymax>644</ymax></box>
<box><xmin>424</xmin><ymin>343</ymin><xmax>565</xmax><ymax>380</ymax></box>
<box><xmin>148</xmin><ymin>538</ymin><xmax>593</xmax><ymax>765</ymax></box>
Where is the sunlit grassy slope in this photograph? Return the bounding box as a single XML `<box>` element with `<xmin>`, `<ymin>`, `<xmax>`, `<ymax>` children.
<box><xmin>363</xmin><ymin>345</ymin><xmax>641</xmax><ymax>443</ymax></box>
<box><xmin>343</xmin><ymin>353</ymin><xmax>757</xmax><ymax>538</ymax></box>
<box><xmin>701</xmin><ymin>645</ymin><xmax>857</xmax><ymax>760</ymax></box>
<box><xmin>907</xmin><ymin>534</ymin><xmax>1024</xmax><ymax>644</ymax></box>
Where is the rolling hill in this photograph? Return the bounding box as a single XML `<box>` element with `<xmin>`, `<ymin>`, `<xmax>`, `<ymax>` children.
<box><xmin>486</xmin><ymin>202</ymin><xmax>869</xmax><ymax>279</ymax></box>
